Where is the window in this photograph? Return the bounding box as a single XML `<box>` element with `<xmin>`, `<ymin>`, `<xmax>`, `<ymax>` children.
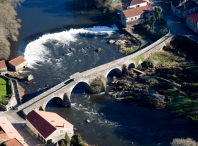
<box><xmin>38</xmin><ymin>122</ymin><xmax>41</xmax><ymax>125</ymax></box>
<box><xmin>131</xmin><ymin>18</ymin><xmax>133</xmax><ymax>20</ymax></box>
<box><xmin>135</xmin><ymin>17</ymin><xmax>137</xmax><ymax>19</ymax></box>
<box><xmin>42</xmin><ymin>126</ymin><xmax>45</xmax><ymax>128</ymax></box>
<box><xmin>60</xmin><ymin>130</ymin><xmax>63</xmax><ymax>133</ymax></box>
<box><xmin>47</xmin><ymin>130</ymin><xmax>50</xmax><ymax>133</ymax></box>
<box><xmin>34</xmin><ymin>119</ymin><xmax>36</xmax><ymax>122</ymax></box>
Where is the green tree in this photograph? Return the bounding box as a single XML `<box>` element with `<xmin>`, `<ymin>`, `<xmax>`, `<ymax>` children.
<box><xmin>60</xmin><ymin>139</ymin><xmax>66</xmax><ymax>146</ymax></box>
<box><xmin>149</xmin><ymin>13</ymin><xmax>156</xmax><ymax>32</ymax></box>
<box><xmin>71</xmin><ymin>133</ymin><xmax>82</xmax><ymax>146</ymax></box>
<box><xmin>155</xmin><ymin>6</ymin><xmax>162</xmax><ymax>21</ymax></box>
<box><xmin>65</xmin><ymin>132</ymin><xmax>71</xmax><ymax>145</ymax></box>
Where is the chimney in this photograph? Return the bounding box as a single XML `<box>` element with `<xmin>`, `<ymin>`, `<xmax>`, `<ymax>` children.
<box><xmin>63</xmin><ymin>122</ymin><xmax>66</xmax><ymax>128</ymax></box>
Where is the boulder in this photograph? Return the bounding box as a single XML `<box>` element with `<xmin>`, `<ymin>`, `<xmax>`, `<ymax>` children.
<box><xmin>151</xmin><ymin>60</ymin><xmax>158</xmax><ymax>68</ymax></box>
<box><xmin>69</xmin><ymin>48</ymin><xmax>74</xmax><ymax>51</ymax></box>
<box><xmin>86</xmin><ymin>119</ymin><xmax>91</xmax><ymax>123</ymax></box>
<box><xmin>109</xmin><ymin>40</ymin><xmax>115</xmax><ymax>44</ymax></box>
<box><xmin>115</xmin><ymin>41</ymin><xmax>121</xmax><ymax>45</ymax></box>
<box><xmin>27</xmin><ymin>74</ymin><xmax>34</xmax><ymax>81</ymax></box>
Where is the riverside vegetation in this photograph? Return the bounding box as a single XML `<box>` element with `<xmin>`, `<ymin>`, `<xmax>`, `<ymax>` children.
<box><xmin>0</xmin><ymin>0</ymin><xmax>23</xmax><ymax>60</ymax></box>
<box><xmin>107</xmin><ymin>36</ymin><xmax>198</xmax><ymax>122</ymax></box>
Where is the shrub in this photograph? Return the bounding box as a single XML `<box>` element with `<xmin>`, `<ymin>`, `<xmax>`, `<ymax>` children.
<box><xmin>60</xmin><ymin>139</ymin><xmax>66</xmax><ymax>146</ymax></box>
<box><xmin>141</xmin><ymin>60</ymin><xmax>153</xmax><ymax>68</ymax></box>
<box><xmin>71</xmin><ymin>133</ymin><xmax>82</xmax><ymax>146</ymax></box>
<box><xmin>65</xmin><ymin>132</ymin><xmax>71</xmax><ymax>145</ymax></box>
<box><xmin>170</xmin><ymin>138</ymin><xmax>198</xmax><ymax>146</ymax></box>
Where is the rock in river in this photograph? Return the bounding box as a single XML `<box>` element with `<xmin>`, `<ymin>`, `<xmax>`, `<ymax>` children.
<box><xmin>27</xmin><ymin>74</ymin><xmax>34</xmax><ymax>81</ymax></box>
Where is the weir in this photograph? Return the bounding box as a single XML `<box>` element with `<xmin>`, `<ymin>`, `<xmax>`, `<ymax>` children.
<box><xmin>17</xmin><ymin>33</ymin><xmax>174</xmax><ymax>116</ymax></box>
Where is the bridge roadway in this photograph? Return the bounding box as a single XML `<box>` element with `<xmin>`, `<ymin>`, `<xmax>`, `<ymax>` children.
<box><xmin>17</xmin><ymin>33</ymin><xmax>174</xmax><ymax>115</ymax></box>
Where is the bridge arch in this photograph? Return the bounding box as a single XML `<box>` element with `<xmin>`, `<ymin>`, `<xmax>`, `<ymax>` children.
<box><xmin>71</xmin><ymin>81</ymin><xmax>91</xmax><ymax>94</ymax></box>
<box><xmin>128</xmin><ymin>63</ymin><xmax>135</xmax><ymax>69</ymax></box>
<box><xmin>43</xmin><ymin>97</ymin><xmax>64</xmax><ymax>111</ymax></box>
<box><xmin>105</xmin><ymin>67</ymin><xmax>122</xmax><ymax>78</ymax></box>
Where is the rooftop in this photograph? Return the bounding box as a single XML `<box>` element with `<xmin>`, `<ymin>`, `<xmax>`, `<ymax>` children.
<box><xmin>0</xmin><ymin>60</ymin><xmax>7</xmax><ymax>69</ymax></box>
<box><xmin>176</xmin><ymin>1</ymin><xmax>198</xmax><ymax>12</ymax></box>
<box><xmin>6</xmin><ymin>138</ymin><xmax>23</xmax><ymax>146</ymax></box>
<box><xmin>122</xmin><ymin>4</ymin><xmax>153</xmax><ymax>18</ymax></box>
<box><xmin>187</xmin><ymin>12</ymin><xmax>198</xmax><ymax>24</ymax></box>
<box><xmin>26</xmin><ymin>110</ymin><xmax>73</xmax><ymax>139</ymax></box>
<box><xmin>8</xmin><ymin>56</ymin><xmax>26</xmax><ymax>67</ymax></box>
<box><xmin>0</xmin><ymin>117</ymin><xmax>28</xmax><ymax>146</ymax></box>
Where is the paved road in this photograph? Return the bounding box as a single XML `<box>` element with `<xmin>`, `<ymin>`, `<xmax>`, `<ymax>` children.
<box><xmin>151</xmin><ymin>0</ymin><xmax>198</xmax><ymax>42</ymax></box>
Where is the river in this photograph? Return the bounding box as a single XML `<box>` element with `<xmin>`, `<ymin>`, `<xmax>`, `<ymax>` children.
<box><xmin>14</xmin><ymin>0</ymin><xmax>198</xmax><ymax>145</ymax></box>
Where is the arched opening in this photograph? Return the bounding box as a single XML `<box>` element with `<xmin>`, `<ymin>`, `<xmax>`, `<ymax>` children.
<box><xmin>106</xmin><ymin>68</ymin><xmax>122</xmax><ymax>78</ymax></box>
<box><xmin>128</xmin><ymin>63</ymin><xmax>135</xmax><ymax>70</ymax></box>
<box><xmin>23</xmin><ymin>66</ymin><xmax>26</xmax><ymax>69</ymax></box>
<box><xmin>71</xmin><ymin>82</ymin><xmax>91</xmax><ymax>94</ymax></box>
<box><xmin>106</xmin><ymin>68</ymin><xmax>122</xmax><ymax>93</ymax></box>
<box><xmin>45</xmin><ymin>97</ymin><xmax>63</xmax><ymax>109</ymax></box>
<box><xmin>5</xmin><ymin>73</ymin><xmax>9</xmax><ymax>77</ymax></box>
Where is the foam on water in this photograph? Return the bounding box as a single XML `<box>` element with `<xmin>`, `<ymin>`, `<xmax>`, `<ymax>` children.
<box><xmin>22</xmin><ymin>25</ymin><xmax>119</xmax><ymax>68</ymax></box>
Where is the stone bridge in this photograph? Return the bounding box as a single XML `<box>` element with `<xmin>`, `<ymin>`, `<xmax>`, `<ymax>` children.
<box><xmin>17</xmin><ymin>33</ymin><xmax>174</xmax><ymax>116</ymax></box>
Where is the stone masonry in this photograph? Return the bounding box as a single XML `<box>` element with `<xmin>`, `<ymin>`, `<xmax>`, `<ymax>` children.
<box><xmin>17</xmin><ymin>33</ymin><xmax>174</xmax><ymax>116</ymax></box>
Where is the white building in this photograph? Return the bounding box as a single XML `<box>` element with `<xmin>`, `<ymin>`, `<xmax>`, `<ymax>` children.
<box><xmin>122</xmin><ymin>0</ymin><xmax>148</xmax><ymax>9</ymax></box>
<box><xmin>121</xmin><ymin>4</ymin><xmax>153</xmax><ymax>27</ymax></box>
<box><xmin>26</xmin><ymin>110</ymin><xmax>74</xmax><ymax>144</ymax></box>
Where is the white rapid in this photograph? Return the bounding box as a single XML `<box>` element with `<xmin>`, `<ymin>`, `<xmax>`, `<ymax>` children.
<box><xmin>23</xmin><ymin>25</ymin><xmax>119</xmax><ymax>68</ymax></box>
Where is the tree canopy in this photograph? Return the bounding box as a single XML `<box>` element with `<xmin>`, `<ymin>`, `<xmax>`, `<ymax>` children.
<box><xmin>0</xmin><ymin>0</ymin><xmax>23</xmax><ymax>60</ymax></box>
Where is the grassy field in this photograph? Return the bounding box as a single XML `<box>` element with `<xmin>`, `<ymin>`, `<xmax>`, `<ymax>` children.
<box><xmin>0</xmin><ymin>76</ymin><xmax>12</xmax><ymax>105</ymax></box>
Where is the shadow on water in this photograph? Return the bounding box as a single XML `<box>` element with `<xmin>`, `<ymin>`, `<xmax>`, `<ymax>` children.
<box><xmin>97</xmin><ymin>101</ymin><xmax>198</xmax><ymax>146</ymax></box>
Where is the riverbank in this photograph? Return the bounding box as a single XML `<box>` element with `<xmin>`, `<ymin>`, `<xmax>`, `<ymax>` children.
<box><xmin>107</xmin><ymin>40</ymin><xmax>198</xmax><ymax>121</ymax></box>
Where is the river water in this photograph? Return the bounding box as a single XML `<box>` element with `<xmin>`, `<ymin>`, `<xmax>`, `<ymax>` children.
<box><xmin>14</xmin><ymin>0</ymin><xmax>198</xmax><ymax>145</ymax></box>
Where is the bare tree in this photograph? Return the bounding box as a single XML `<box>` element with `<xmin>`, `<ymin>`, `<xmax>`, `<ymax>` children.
<box><xmin>0</xmin><ymin>0</ymin><xmax>23</xmax><ymax>60</ymax></box>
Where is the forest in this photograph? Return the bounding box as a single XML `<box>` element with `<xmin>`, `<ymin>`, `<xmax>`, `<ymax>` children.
<box><xmin>0</xmin><ymin>0</ymin><xmax>23</xmax><ymax>60</ymax></box>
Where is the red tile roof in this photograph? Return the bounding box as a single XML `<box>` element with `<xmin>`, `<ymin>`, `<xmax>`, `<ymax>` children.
<box><xmin>0</xmin><ymin>60</ymin><xmax>7</xmax><ymax>69</ymax></box>
<box><xmin>26</xmin><ymin>110</ymin><xmax>56</xmax><ymax>139</ymax></box>
<box><xmin>187</xmin><ymin>12</ymin><xmax>198</xmax><ymax>24</ymax></box>
<box><xmin>9</xmin><ymin>56</ymin><xmax>26</xmax><ymax>67</ymax></box>
<box><xmin>130</xmin><ymin>0</ymin><xmax>146</xmax><ymax>6</ymax></box>
<box><xmin>122</xmin><ymin>4</ymin><xmax>153</xmax><ymax>18</ymax></box>
<box><xmin>0</xmin><ymin>117</ymin><xmax>28</xmax><ymax>146</ymax></box>
<box><xmin>6</xmin><ymin>138</ymin><xmax>23</xmax><ymax>146</ymax></box>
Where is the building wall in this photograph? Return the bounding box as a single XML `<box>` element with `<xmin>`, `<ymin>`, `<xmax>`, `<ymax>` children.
<box><xmin>26</xmin><ymin>119</ymin><xmax>74</xmax><ymax>144</ymax></box>
<box><xmin>26</xmin><ymin>119</ymin><xmax>46</xmax><ymax>143</ymax></box>
<box><xmin>15</xmin><ymin>61</ymin><xmax>27</xmax><ymax>72</ymax></box>
<box><xmin>8</xmin><ymin>61</ymin><xmax>27</xmax><ymax>72</ymax></box>
<box><xmin>186</xmin><ymin>17</ymin><xmax>198</xmax><ymax>33</ymax></box>
<box><xmin>46</xmin><ymin>127</ymin><xmax>74</xmax><ymax>144</ymax></box>
<box><xmin>128</xmin><ymin>2</ymin><xmax>147</xmax><ymax>9</ymax></box>
<box><xmin>121</xmin><ymin>12</ymin><xmax>126</xmax><ymax>27</ymax></box>
<box><xmin>175</xmin><ymin>7</ymin><xmax>198</xmax><ymax>19</ymax></box>
<box><xmin>0</xmin><ymin>68</ymin><xmax>7</xmax><ymax>72</ymax></box>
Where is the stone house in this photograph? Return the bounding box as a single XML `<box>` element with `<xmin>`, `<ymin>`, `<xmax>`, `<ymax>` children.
<box><xmin>121</xmin><ymin>4</ymin><xmax>153</xmax><ymax>27</ymax></box>
<box><xmin>0</xmin><ymin>60</ymin><xmax>7</xmax><ymax>72</ymax></box>
<box><xmin>186</xmin><ymin>12</ymin><xmax>198</xmax><ymax>33</ymax></box>
<box><xmin>171</xmin><ymin>1</ymin><xmax>198</xmax><ymax>19</ymax></box>
<box><xmin>0</xmin><ymin>117</ymin><xmax>28</xmax><ymax>146</ymax></box>
<box><xmin>8</xmin><ymin>56</ymin><xmax>27</xmax><ymax>72</ymax></box>
<box><xmin>26</xmin><ymin>110</ymin><xmax>74</xmax><ymax>144</ymax></box>
<box><xmin>122</xmin><ymin>0</ymin><xmax>148</xmax><ymax>9</ymax></box>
